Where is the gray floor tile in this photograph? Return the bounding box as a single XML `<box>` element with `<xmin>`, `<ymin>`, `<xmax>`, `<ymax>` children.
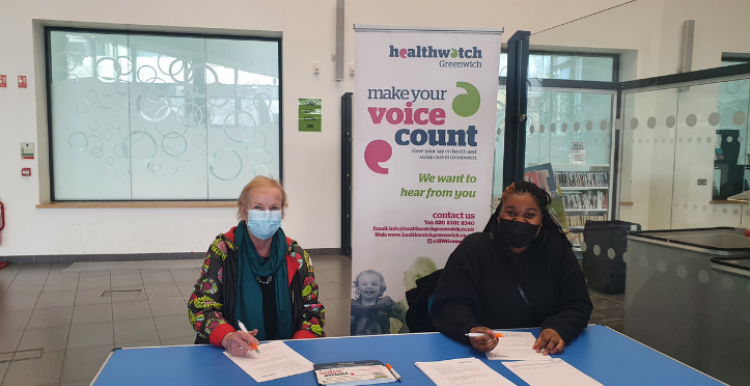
<box><xmin>77</xmin><ymin>276</ymin><xmax>110</xmax><ymax>290</ymax></box>
<box><xmin>317</xmin><ymin>282</ymin><xmax>353</xmax><ymax>300</ymax></box>
<box><xmin>317</xmin><ymin>269</ymin><xmax>351</xmax><ymax>285</ymax></box>
<box><xmin>17</xmin><ymin>325</ymin><xmax>69</xmax><ymax>353</ymax></box>
<box><xmin>42</xmin><ymin>278</ymin><xmax>79</xmax><ymax>293</ymax></box>
<box><xmin>147</xmin><ymin>287</ymin><xmax>183</xmax><ymax>301</ymax></box>
<box><xmin>0</xmin><ymin>309</ymin><xmax>32</xmax><ymax>332</ymax></box>
<box><xmin>35</xmin><ymin>290</ymin><xmax>76</xmax><ymax>309</ymax></box>
<box><xmin>141</xmin><ymin>272</ymin><xmax>174</xmax><ymax>285</ymax></box>
<box><xmin>314</xmin><ymin>272</ymin><xmax>335</xmax><ymax>284</ymax></box>
<box><xmin>110</xmin><ymin>274</ymin><xmax>142</xmax><ymax>288</ymax></box>
<box><xmin>112</xmin><ymin>301</ymin><xmax>151</xmax><ymax>321</ymax></box>
<box><xmin>0</xmin><ymin>362</ymin><xmax>8</xmax><ymax>384</ymax></box>
<box><xmin>0</xmin><ymin>293</ymin><xmax>40</xmax><ymax>311</ymax></box>
<box><xmin>2</xmin><ymin>350</ymin><xmax>64</xmax><ymax>386</ymax></box>
<box><xmin>110</xmin><ymin>269</ymin><xmax>141</xmax><ymax>276</ymax></box>
<box><xmin>114</xmin><ymin>319</ymin><xmax>159</xmax><ymax>345</ymax></box>
<box><xmin>68</xmin><ymin>322</ymin><xmax>114</xmax><ymax>349</ymax></box>
<box><xmin>149</xmin><ymin>299</ymin><xmax>187</xmax><ymax>317</ymax></box>
<box><xmin>110</xmin><ymin>289</ymin><xmax>147</xmax><ymax>303</ymax></box>
<box><xmin>160</xmin><ymin>336</ymin><xmax>195</xmax><ymax>346</ymax></box>
<box><xmin>5</xmin><ymin>280</ymin><xmax>45</xmax><ymax>295</ymax></box>
<box><xmin>0</xmin><ymin>331</ymin><xmax>22</xmax><ymax>353</ymax></box>
<box><xmin>79</xmin><ymin>270</ymin><xmax>110</xmax><ymax>277</ymax></box>
<box><xmin>47</xmin><ymin>264</ymin><xmax>80</xmax><ymax>279</ymax></box>
<box><xmin>72</xmin><ymin>303</ymin><xmax>113</xmax><ymax>325</ymax></box>
<box><xmin>60</xmin><ymin>381</ymin><xmax>92</xmax><ymax>386</ymax></box>
<box><xmin>169</xmin><ymin>269</ymin><xmax>200</xmax><ymax>282</ymax></box>
<box><xmin>154</xmin><ymin>315</ymin><xmax>195</xmax><ymax>340</ymax></box>
<box><xmin>60</xmin><ymin>344</ymin><xmax>113</xmax><ymax>383</ymax></box>
<box><xmin>75</xmin><ymin>289</ymin><xmax>111</xmax><ymax>306</ymax></box>
<box><xmin>116</xmin><ymin>339</ymin><xmax>161</xmax><ymax>348</ymax></box>
<box><xmin>27</xmin><ymin>306</ymin><xmax>74</xmax><ymax>330</ymax></box>
<box><xmin>13</xmin><ymin>266</ymin><xmax>52</xmax><ymax>282</ymax></box>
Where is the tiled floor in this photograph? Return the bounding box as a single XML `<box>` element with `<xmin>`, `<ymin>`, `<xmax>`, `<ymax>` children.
<box><xmin>0</xmin><ymin>255</ymin><xmax>354</xmax><ymax>386</ymax></box>
<box><xmin>0</xmin><ymin>254</ymin><xmax>623</xmax><ymax>386</ymax></box>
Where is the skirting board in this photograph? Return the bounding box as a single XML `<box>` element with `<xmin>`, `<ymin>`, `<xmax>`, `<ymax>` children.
<box><xmin>0</xmin><ymin>248</ymin><xmax>343</xmax><ymax>264</ymax></box>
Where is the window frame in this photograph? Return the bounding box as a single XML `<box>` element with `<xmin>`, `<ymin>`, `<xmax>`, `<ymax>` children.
<box><xmin>44</xmin><ymin>26</ymin><xmax>284</xmax><ymax>202</ymax></box>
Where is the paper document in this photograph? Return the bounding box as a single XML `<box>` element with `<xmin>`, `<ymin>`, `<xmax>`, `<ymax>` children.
<box><xmin>223</xmin><ymin>340</ymin><xmax>314</xmax><ymax>383</ymax></box>
<box><xmin>485</xmin><ymin>331</ymin><xmax>548</xmax><ymax>361</ymax></box>
<box><xmin>503</xmin><ymin>358</ymin><xmax>603</xmax><ymax>386</ymax></box>
<box><xmin>415</xmin><ymin>358</ymin><xmax>515</xmax><ymax>386</ymax></box>
<box><xmin>314</xmin><ymin>360</ymin><xmax>396</xmax><ymax>386</ymax></box>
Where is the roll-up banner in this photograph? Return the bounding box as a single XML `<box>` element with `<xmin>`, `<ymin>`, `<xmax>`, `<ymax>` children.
<box><xmin>350</xmin><ymin>25</ymin><xmax>503</xmax><ymax>335</ymax></box>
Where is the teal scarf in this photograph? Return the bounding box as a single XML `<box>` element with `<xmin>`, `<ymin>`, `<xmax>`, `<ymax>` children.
<box><xmin>234</xmin><ymin>221</ymin><xmax>293</xmax><ymax>340</ymax></box>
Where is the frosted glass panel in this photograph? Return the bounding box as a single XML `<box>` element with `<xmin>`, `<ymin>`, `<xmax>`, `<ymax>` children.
<box><xmin>48</xmin><ymin>30</ymin><xmax>281</xmax><ymax>200</ymax></box>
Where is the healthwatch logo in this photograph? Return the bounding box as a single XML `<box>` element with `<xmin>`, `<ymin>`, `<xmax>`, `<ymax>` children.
<box><xmin>389</xmin><ymin>45</ymin><xmax>483</xmax><ymax>59</ymax></box>
<box><xmin>364</xmin><ymin>82</ymin><xmax>481</xmax><ymax>174</ymax></box>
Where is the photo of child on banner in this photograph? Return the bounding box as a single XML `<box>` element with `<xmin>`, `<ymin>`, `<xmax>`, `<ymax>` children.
<box><xmin>351</xmin><ymin>270</ymin><xmax>408</xmax><ymax>335</ymax></box>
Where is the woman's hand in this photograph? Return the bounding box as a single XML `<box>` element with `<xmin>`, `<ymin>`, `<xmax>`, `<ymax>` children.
<box><xmin>469</xmin><ymin>326</ymin><xmax>499</xmax><ymax>353</ymax></box>
<box><xmin>533</xmin><ymin>328</ymin><xmax>565</xmax><ymax>355</ymax></box>
<box><xmin>222</xmin><ymin>329</ymin><xmax>260</xmax><ymax>356</ymax></box>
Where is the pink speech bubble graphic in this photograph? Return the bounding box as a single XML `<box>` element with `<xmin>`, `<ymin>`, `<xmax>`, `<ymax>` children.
<box><xmin>364</xmin><ymin>140</ymin><xmax>392</xmax><ymax>174</ymax></box>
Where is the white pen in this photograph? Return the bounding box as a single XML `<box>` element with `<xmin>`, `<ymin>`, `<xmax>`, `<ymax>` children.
<box><xmin>237</xmin><ymin>320</ymin><xmax>260</xmax><ymax>354</ymax></box>
<box><xmin>465</xmin><ymin>332</ymin><xmax>504</xmax><ymax>338</ymax></box>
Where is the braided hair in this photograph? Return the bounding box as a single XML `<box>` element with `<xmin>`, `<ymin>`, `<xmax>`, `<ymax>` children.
<box><xmin>484</xmin><ymin>181</ymin><xmax>570</xmax><ymax>246</ymax></box>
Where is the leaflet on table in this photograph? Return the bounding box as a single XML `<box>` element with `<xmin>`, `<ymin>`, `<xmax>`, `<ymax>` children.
<box><xmin>314</xmin><ymin>360</ymin><xmax>396</xmax><ymax>386</ymax></box>
<box><xmin>503</xmin><ymin>358</ymin><xmax>604</xmax><ymax>386</ymax></box>
<box><xmin>485</xmin><ymin>331</ymin><xmax>548</xmax><ymax>361</ymax></box>
<box><xmin>415</xmin><ymin>357</ymin><xmax>515</xmax><ymax>386</ymax></box>
<box><xmin>223</xmin><ymin>341</ymin><xmax>314</xmax><ymax>383</ymax></box>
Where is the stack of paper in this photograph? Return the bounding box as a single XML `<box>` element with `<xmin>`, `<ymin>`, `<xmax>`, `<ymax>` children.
<box><xmin>223</xmin><ymin>341</ymin><xmax>314</xmax><ymax>383</ymax></box>
<box><xmin>314</xmin><ymin>360</ymin><xmax>396</xmax><ymax>386</ymax></box>
<box><xmin>503</xmin><ymin>358</ymin><xmax>603</xmax><ymax>386</ymax></box>
<box><xmin>415</xmin><ymin>358</ymin><xmax>515</xmax><ymax>386</ymax></box>
<box><xmin>485</xmin><ymin>331</ymin><xmax>548</xmax><ymax>361</ymax></box>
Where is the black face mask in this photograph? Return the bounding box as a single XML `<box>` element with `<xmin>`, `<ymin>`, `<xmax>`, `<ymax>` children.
<box><xmin>497</xmin><ymin>218</ymin><xmax>540</xmax><ymax>248</ymax></box>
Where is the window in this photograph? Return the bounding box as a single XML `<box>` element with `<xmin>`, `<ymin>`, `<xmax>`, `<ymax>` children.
<box><xmin>46</xmin><ymin>28</ymin><xmax>281</xmax><ymax>200</ymax></box>
<box><xmin>499</xmin><ymin>52</ymin><xmax>616</xmax><ymax>82</ymax></box>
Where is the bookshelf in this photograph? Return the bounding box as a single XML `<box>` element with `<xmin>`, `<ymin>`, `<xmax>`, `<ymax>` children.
<box><xmin>554</xmin><ymin>164</ymin><xmax>612</xmax><ymax>247</ymax></box>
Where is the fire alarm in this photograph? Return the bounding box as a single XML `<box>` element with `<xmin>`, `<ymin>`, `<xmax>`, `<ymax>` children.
<box><xmin>22</xmin><ymin>168</ymin><xmax>31</xmax><ymax>177</ymax></box>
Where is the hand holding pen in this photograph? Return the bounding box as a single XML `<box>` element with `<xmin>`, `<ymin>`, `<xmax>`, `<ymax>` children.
<box><xmin>467</xmin><ymin>326</ymin><xmax>500</xmax><ymax>353</ymax></box>
<box><xmin>222</xmin><ymin>320</ymin><xmax>261</xmax><ymax>356</ymax></box>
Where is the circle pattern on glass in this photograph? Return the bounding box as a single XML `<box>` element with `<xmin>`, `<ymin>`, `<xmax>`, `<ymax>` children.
<box><xmin>657</xmin><ymin>261</ymin><xmax>667</xmax><ymax>273</ymax></box>
<box><xmin>580</xmin><ymin>241</ymin><xmax>587</xmax><ymax>252</ymax></box>
<box><xmin>593</xmin><ymin>245</ymin><xmax>601</xmax><ymax>256</ymax></box>
<box><xmin>586</xmin><ymin>121</ymin><xmax>593</xmax><ymax>131</ymax></box>
<box><xmin>686</xmin><ymin>114</ymin><xmax>697</xmax><ymax>127</ymax></box>
<box><xmin>647</xmin><ymin>117</ymin><xmax>657</xmax><ymax>129</ymax></box>
<box><xmin>607</xmin><ymin>248</ymin><xmax>615</xmax><ymax>260</ymax></box>
<box><xmin>574</xmin><ymin>122</ymin><xmax>580</xmax><ymax>132</ymax></box>
<box><xmin>630</xmin><ymin>118</ymin><xmax>638</xmax><ymax>129</ymax></box>
<box><xmin>698</xmin><ymin>270</ymin><xmax>710</xmax><ymax>284</ymax></box>
<box><xmin>666</xmin><ymin>115</ymin><xmax>676</xmax><ymax>128</ymax></box>
<box><xmin>708</xmin><ymin>112</ymin><xmax>720</xmax><ymax>126</ymax></box>
<box><xmin>734</xmin><ymin>111</ymin><xmax>747</xmax><ymax>126</ymax></box>
<box><xmin>676</xmin><ymin>265</ymin><xmax>687</xmax><ymax>278</ymax></box>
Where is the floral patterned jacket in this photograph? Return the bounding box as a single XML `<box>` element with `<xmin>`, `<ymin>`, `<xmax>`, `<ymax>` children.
<box><xmin>188</xmin><ymin>226</ymin><xmax>325</xmax><ymax>346</ymax></box>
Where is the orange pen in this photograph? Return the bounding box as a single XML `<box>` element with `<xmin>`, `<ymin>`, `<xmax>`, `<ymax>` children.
<box><xmin>237</xmin><ymin>320</ymin><xmax>261</xmax><ymax>354</ymax></box>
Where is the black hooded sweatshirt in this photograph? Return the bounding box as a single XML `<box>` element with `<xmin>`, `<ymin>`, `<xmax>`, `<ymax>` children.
<box><xmin>430</xmin><ymin>223</ymin><xmax>593</xmax><ymax>344</ymax></box>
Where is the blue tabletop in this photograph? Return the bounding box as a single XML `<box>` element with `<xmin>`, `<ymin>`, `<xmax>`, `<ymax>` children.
<box><xmin>92</xmin><ymin>325</ymin><xmax>725</xmax><ymax>386</ymax></box>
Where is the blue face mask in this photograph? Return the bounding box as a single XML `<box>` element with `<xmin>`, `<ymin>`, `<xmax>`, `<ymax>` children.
<box><xmin>247</xmin><ymin>210</ymin><xmax>282</xmax><ymax>240</ymax></box>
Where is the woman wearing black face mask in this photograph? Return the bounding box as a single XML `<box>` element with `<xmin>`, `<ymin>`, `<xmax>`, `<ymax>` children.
<box><xmin>431</xmin><ymin>181</ymin><xmax>592</xmax><ymax>355</ymax></box>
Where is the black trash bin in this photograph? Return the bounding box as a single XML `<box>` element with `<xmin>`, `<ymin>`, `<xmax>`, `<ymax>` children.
<box><xmin>581</xmin><ymin>220</ymin><xmax>641</xmax><ymax>294</ymax></box>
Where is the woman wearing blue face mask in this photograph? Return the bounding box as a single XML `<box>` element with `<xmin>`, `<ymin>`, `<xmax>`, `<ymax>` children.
<box><xmin>188</xmin><ymin>176</ymin><xmax>325</xmax><ymax>355</ymax></box>
<box><xmin>431</xmin><ymin>181</ymin><xmax>592</xmax><ymax>356</ymax></box>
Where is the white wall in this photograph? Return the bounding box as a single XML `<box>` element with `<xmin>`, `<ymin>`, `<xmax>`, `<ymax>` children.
<box><xmin>0</xmin><ymin>0</ymin><xmax>629</xmax><ymax>257</ymax></box>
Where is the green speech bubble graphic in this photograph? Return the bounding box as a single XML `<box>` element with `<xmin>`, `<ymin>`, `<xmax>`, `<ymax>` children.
<box><xmin>452</xmin><ymin>82</ymin><xmax>481</xmax><ymax>117</ymax></box>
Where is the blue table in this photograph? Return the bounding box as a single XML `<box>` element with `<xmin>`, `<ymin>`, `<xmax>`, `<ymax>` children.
<box><xmin>92</xmin><ymin>325</ymin><xmax>726</xmax><ymax>386</ymax></box>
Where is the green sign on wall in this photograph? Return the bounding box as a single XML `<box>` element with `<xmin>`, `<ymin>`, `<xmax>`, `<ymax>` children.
<box><xmin>299</xmin><ymin>98</ymin><xmax>322</xmax><ymax>132</ymax></box>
